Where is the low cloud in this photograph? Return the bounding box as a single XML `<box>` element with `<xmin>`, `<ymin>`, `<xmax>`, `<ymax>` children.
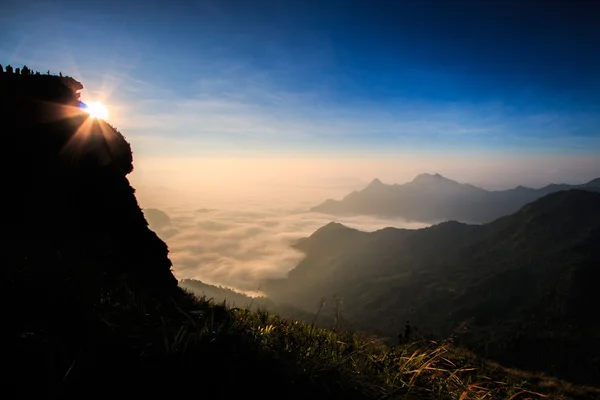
<box><xmin>135</xmin><ymin>152</ymin><xmax>600</xmax><ymax>294</ymax></box>
<box><xmin>145</xmin><ymin>203</ymin><xmax>429</xmax><ymax>293</ymax></box>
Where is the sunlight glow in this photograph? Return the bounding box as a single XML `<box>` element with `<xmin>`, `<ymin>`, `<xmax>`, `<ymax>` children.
<box><xmin>84</xmin><ymin>101</ymin><xmax>109</xmax><ymax>120</ymax></box>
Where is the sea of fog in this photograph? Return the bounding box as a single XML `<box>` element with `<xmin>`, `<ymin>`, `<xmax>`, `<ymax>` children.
<box><xmin>128</xmin><ymin>152</ymin><xmax>600</xmax><ymax>295</ymax></box>
<box><xmin>133</xmin><ymin>182</ymin><xmax>429</xmax><ymax>294</ymax></box>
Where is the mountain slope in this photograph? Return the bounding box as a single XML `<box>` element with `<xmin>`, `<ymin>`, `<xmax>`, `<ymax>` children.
<box><xmin>269</xmin><ymin>190</ymin><xmax>600</xmax><ymax>385</ymax></box>
<box><xmin>310</xmin><ymin>173</ymin><xmax>600</xmax><ymax>223</ymax></box>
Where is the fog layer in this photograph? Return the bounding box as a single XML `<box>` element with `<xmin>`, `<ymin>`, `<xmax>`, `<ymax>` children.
<box><xmin>130</xmin><ymin>155</ymin><xmax>599</xmax><ymax>293</ymax></box>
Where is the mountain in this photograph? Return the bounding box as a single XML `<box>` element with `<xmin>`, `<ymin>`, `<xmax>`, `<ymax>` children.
<box><xmin>310</xmin><ymin>173</ymin><xmax>600</xmax><ymax>223</ymax></box>
<box><xmin>143</xmin><ymin>207</ymin><xmax>179</xmax><ymax>238</ymax></box>
<box><xmin>1</xmin><ymin>68</ymin><xmax>185</xmax><ymax>397</ymax></box>
<box><xmin>268</xmin><ymin>190</ymin><xmax>600</xmax><ymax>385</ymax></box>
<box><xmin>0</xmin><ymin>70</ymin><xmax>177</xmax><ymax>290</ymax></box>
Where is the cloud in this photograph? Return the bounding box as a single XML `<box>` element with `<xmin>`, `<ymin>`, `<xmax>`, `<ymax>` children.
<box><xmin>109</xmin><ymin>63</ymin><xmax>527</xmax><ymax>158</ymax></box>
<box><xmin>131</xmin><ymin>150</ymin><xmax>600</xmax><ymax>295</ymax></box>
<box><xmin>148</xmin><ymin>202</ymin><xmax>429</xmax><ymax>293</ymax></box>
<box><xmin>112</xmin><ymin>68</ymin><xmax>600</xmax><ymax>162</ymax></box>
<box><xmin>120</xmin><ymin>96</ymin><xmax>505</xmax><ymax>153</ymax></box>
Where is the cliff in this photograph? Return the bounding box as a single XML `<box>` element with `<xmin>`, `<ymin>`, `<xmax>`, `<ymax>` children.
<box><xmin>1</xmin><ymin>69</ymin><xmax>179</xmax><ymax>397</ymax></box>
<box><xmin>1</xmin><ymin>70</ymin><xmax>177</xmax><ymax>290</ymax></box>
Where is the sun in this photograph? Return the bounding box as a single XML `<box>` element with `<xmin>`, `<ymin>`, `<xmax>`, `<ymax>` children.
<box><xmin>84</xmin><ymin>101</ymin><xmax>109</xmax><ymax>120</ymax></box>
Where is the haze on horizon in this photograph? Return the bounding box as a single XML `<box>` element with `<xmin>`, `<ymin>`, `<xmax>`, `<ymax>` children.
<box><xmin>2</xmin><ymin>0</ymin><xmax>599</xmax><ymax>292</ymax></box>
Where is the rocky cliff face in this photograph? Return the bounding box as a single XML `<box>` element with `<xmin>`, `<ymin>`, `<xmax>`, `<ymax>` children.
<box><xmin>1</xmin><ymin>71</ymin><xmax>177</xmax><ymax>290</ymax></box>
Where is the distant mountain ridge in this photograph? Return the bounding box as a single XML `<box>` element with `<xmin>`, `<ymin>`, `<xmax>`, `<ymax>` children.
<box><xmin>310</xmin><ymin>173</ymin><xmax>600</xmax><ymax>223</ymax></box>
<box><xmin>270</xmin><ymin>190</ymin><xmax>600</xmax><ymax>385</ymax></box>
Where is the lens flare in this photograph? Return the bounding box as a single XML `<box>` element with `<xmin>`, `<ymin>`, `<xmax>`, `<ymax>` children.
<box><xmin>83</xmin><ymin>101</ymin><xmax>109</xmax><ymax>120</ymax></box>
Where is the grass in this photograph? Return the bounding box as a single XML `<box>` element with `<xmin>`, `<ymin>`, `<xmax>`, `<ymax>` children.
<box><xmin>7</xmin><ymin>272</ymin><xmax>597</xmax><ymax>399</ymax></box>
<box><xmin>85</xmin><ymin>277</ymin><xmax>549</xmax><ymax>399</ymax></box>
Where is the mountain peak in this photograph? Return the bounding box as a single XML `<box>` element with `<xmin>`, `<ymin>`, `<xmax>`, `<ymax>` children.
<box><xmin>411</xmin><ymin>173</ymin><xmax>454</xmax><ymax>184</ymax></box>
<box><xmin>364</xmin><ymin>178</ymin><xmax>385</xmax><ymax>190</ymax></box>
<box><xmin>319</xmin><ymin>221</ymin><xmax>348</xmax><ymax>231</ymax></box>
<box><xmin>309</xmin><ymin>221</ymin><xmax>358</xmax><ymax>238</ymax></box>
<box><xmin>513</xmin><ymin>185</ymin><xmax>532</xmax><ymax>191</ymax></box>
<box><xmin>294</xmin><ymin>221</ymin><xmax>355</xmax><ymax>250</ymax></box>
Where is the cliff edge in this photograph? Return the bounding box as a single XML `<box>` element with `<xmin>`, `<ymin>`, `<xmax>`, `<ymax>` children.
<box><xmin>1</xmin><ymin>70</ymin><xmax>177</xmax><ymax>290</ymax></box>
<box><xmin>1</xmin><ymin>69</ymin><xmax>179</xmax><ymax>397</ymax></box>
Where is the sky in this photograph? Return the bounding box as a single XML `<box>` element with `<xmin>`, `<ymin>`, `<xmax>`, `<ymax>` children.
<box><xmin>2</xmin><ymin>0</ymin><xmax>600</xmax><ymax>171</ymax></box>
<box><xmin>2</xmin><ymin>0</ymin><xmax>600</xmax><ymax>184</ymax></box>
<box><xmin>2</xmin><ymin>0</ymin><xmax>600</xmax><ymax>290</ymax></box>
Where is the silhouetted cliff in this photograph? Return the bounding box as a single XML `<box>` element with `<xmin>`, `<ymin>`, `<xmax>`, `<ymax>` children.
<box><xmin>1</xmin><ymin>69</ymin><xmax>178</xmax><ymax>397</ymax></box>
<box><xmin>1</xmin><ymin>70</ymin><xmax>177</xmax><ymax>287</ymax></box>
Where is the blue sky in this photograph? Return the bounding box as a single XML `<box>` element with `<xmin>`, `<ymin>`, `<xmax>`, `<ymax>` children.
<box><xmin>2</xmin><ymin>0</ymin><xmax>600</xmax><ymax>159</ymax></box>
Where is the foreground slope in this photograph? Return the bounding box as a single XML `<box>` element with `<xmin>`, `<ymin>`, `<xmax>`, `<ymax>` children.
<box><xmin>310</xmin><ymin>173</ymin><xmax>600</xmax><ymax>223</ymax></box>
<box><xmin>269</xmin><ymin>190</ymin><xmax>600</xmax><ymax>385</ymax></box>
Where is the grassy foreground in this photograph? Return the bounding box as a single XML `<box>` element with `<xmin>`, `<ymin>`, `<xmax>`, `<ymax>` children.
<box><xmin>7</xmin><ymin>271</ymin><xmax>600</xmax><ymax>399</ymax></box>
<box><xmin>66</xmin><ymin>276</ymin><xmax>599</xmax><ymax>400</ymax></box>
